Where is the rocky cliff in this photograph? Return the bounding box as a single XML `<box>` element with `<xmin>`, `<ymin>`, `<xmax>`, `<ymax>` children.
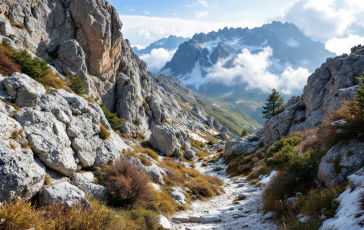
<box><xmin>0</xmin><ymin>0</ymin><xmax>214</xmax><ymax>137</ymax></box>
<box><xmin>264</xmin><ymin>45</ymin><xmax>364</xmax><ymax>145</ymax></box>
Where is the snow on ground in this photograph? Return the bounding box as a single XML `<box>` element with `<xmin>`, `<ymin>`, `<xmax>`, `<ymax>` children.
<box><xmin>188</xmin><ymin>132</ymin><xmax>207</xmax><ymax>143</ymax></box>
<box><xmin>171</xmin><ymin>158</ymin><xmax>278</xmax><ymax>230</ymax></box>
<box><xmin>320</xmin><ymin>169</ymin><xmax>364</xmax><ymax>230</ymax></box>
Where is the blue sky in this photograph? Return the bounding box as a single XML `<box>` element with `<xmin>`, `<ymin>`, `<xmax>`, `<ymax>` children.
<box><xmin>108</xmin><ymin>0</ymin><xmax>364</xmax><ymax>55</ymax></box>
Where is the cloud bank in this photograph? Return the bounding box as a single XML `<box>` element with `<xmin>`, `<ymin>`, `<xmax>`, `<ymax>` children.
<box><xmin>205</xmin><ymin>47</ymin><xmax>310</xmax><ymax>95</ymax></box>
<box><xmin>139</xmin><ymin>48</ymin><xmax>176</xmax><ymax>73</ymax></box>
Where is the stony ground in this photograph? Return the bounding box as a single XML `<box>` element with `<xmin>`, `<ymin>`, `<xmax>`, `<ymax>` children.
<box><xmin>171</xmin><ymin>157</ymin><xmax>278</xmax><ymax>230</ymax></box>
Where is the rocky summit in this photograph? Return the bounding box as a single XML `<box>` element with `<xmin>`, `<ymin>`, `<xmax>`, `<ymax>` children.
<box><xmin>0</xmin><ymin>1</ymin><xmax>364</xmax><ymax>230</ymax></box>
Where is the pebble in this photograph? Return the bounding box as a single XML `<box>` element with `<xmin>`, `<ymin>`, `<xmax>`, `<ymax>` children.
<box><xmin>233</xmin><ymin>201</ymin><xmax>240</xmax><ymax>205</ymax></box>
<box><xmin>237</xmin><ymin>183</ymin><xmax>245</xmax><ymax>187</ymax></box>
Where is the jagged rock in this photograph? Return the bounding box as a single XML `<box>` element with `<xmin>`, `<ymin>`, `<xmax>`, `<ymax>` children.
<box><xmin>3</xmin><ymin>73</ymin><xmax>46</xmax><ymax>107</ymax></box>
<box><xmin>55</xmin><ymin>39</ymin><xmax>88</xmax><ymax>77</ymax></box>
<box><xmin>264</xmin><ymin>46</ymin><xmax>364</xmax><ymax>145</ymax></box>
<box><xmin>224</xmin><ymin>138</ymin><xmax>260</xmax><ymax>158</ymax></box>
<box><xmin>79</xmin><ymin>183</ymin><xmax>107</xmax><ymax>201</ymax></box>
<box><xmin>149</xmin><ymin>126</ymin><xmax>178</xmax><ymax>156</ymax></box>
<box><xmin>220</xmin><ymin>126</ymin><xmax>229</xmax><ymax>140</ymax></box>
<box><xmin>38</xmin><ymin>181</ymin><xmax>88</xmax><ymax>207</ymax></box>
<box><xmin>15</xmin><ymin>109</ymin><xmax>78</xmax><ymax>176</ymax></box>
<box><xmin>0</xmin><ymin>139</ymin><xmax>45</xmax><ymax>202</ymax></box>
<box><xmin>120</xmin><ymin>122</ymin><xmax>132</xmax><ymax>137</ymax></box>
<box><xmin>144</xmin><ymin>163</ymin><xmax>166</xmax><ymax>185</ymax></box>
<box><xmin>183</xmin><ymin>149</ymin><xmax>196</xmax><ymax>161</ymax></box>
<box><xmin>318</xmin><ymin>140</ymin><xmax>364</xmax><ymax>187</ymax></box>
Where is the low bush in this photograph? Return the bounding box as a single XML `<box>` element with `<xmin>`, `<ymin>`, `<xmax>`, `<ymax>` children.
<box><xmin>11</xmin><ymin>49</ymin><xmax>49</xmax><ymax>79</ymax></box>
<box><xmin>69</xmin><ymin>75</ymin><xmax>88</xmax><ymax>95</ymax></box>
<box><xmin>266</xmin><ymin>135</ymin><xmax>301</xmax><ymax>158</ymax></box>
<box><xmin>99</xmin><ymin>157</ymin><xmax>154</xmax><ymax>208</ymax></box>
<box><xmin>101</xmin><ymin>104</ymin><xmax>125</xmax><ymax>130</ymax></box>
<box><xmin>0</xmin><ymin>41</ymin><xmax>21</xmax><ymax>76</ymax></box>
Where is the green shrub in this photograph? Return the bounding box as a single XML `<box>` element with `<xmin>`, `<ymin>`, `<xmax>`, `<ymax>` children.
<box><xmin>69</xmin><ymin>75</ymin><xmax>89</xmax><ymax>95</ymax></box>
<box><xmin>265</xmin><ymin>145</ymin><xmax>300</xmax><ymax>169</ymax></box>
<box><xmin>133</xmin><ymin>118</ymin><xmax>141</xmax><ymax>126</ymax></box>
<box><xmin>11</xmin><ymin>49</ymin><xmax>49</xmax><ymax>79</ymax></box>
<box><xmin>101</xmin><ymin>104</ymin><xmax>125</xmax><ymax>130</ymax></box>
<box><xmin>266</xmin><ymin>135</ymin><xmax>301</xmax><ymax>158</ymax></box>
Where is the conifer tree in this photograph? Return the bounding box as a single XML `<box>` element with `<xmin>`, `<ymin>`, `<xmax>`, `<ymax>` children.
<box><xmin>241</xmin><ymin>128</ymin><xmax>249</xmax><ymax>137</ymax></box>
<box><xmin>351</xmin><ymin>75</ymin><xmax>364</xmax><ymax>118</ymax></box>
<box><xmin>262</xmin><ymin>88</ymin><xmax>284</xmax><ymax>120</ymax></box>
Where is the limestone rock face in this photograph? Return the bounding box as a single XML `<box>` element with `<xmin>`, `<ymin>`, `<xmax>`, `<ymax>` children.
<box><xmin>149</xmin><ymin>126</ymin><xmax>178</xmax><ymax>156</ymax></box>
<box><xmin>0</xmin><ymin>73</ymin><xmax>128</xmax><ymax>177</ymax></box>
<box><xmin>0</xmin><ymin>139</ymin><xmax>45</xmax><ymax>202</ymax></box>
<box><xmin>318</xmin><ymin>140</ymin><xmax>364</xmax><ymax>187</ymax></box>
<box><xmin>264</xmin><ymin>46</ymin><xmax>364</xmax><ymax>145</ymax></box>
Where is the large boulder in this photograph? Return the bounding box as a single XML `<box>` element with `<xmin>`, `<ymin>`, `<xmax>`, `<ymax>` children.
<box><xmin>79</xmin><ymin>183</ymin><xmax>107</xmax><ymax>201</ymax></box>
<box><xmin>38</xmin><ymin>182</ymin><xmax>88</xmax><ymax>207</ymax></box>
<box><xmin>3</xmin><ymin>72</ymin><xmax>46</xmax><ymax>107</ymax></box>
<box><xmin>0</xmin><ymin>139</ymin><xmax>45</xmax><ymax>202</ymax></box>
<box><xmin>318</xmin><ymin>140</ymin><xmax>364</xmax><ymax>187</ymax></box>
<box><xmin>149</xmin><ymin>126</ymin><xmax>178</xmax><ymax>156</ymax></box>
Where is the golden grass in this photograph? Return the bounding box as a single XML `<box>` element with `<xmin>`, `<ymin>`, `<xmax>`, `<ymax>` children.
<box><xmin>132</xmin><ymin>146</ymin><xmax>159</xmax><ymax>161</ymax></box>
<box><xmin>99</xmin><ymin>124</ymin><xmax>111</xmax><ymax>140</ymax></box>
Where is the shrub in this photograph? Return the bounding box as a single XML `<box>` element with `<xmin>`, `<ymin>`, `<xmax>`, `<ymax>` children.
<box><xmin>265</xmin><ymin>145</ymin><xmax>300</xmax><ymax>169</ymax></box>
<box><xmin>266</xmin><ymin>135</ymin><xmax>301</xmax><ymax>159</ymax></box>
<box><xmin>11</xmin><ymin>49</ymin><xmax>49</xmax><ymax>79</ymax></box>
<box><xmin>100</xmin><ymin>157</ymin><xmax>154</xmax><ymax>208</ymax></box>
<box><xmin>69</xmin><ymin>75</ymin><xmax>89</xmax><ymax>95</ymax></box>
<box><xmin>127</xmin><ymin>207</ymin><xmax>159</xmax><ymax>230</ymax></box>
<box><xmin>187</xmin><ymin>176</ymin><xmax>224</xmax><ymax>200</ymax></box>
<box><xmin>101</xmin><ymin>104</ymin><xmax>125</xmax><ymax>130</ymax></box>
<box><xmin>99</xmin><ymin>124</ymin><xmax>111</xmax><ymax>140</ymax></box>
<box><xmin>0</xmin><ymin>41</ymin><xmax>21</xmax><ymax>76</ymax></box>
<box><xmin>207</xmin><ymin>140</ymin><xmax>214</xmax><ymax>146</ymax></box>
<box><xmin>217</xmin><ymin>147</ymin><xmax>224</xmax><ymax>153</ymax></box>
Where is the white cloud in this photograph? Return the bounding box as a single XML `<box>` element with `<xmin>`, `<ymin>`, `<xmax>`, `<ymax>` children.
<box><xmin>199</xmin><ymin>0</ymin><xmax>209</xmax><ymax>8</ymax></box>
<box><xmin>326</xmin><ymin>34</ymin><xmax>364</xmax><ymax>55</ymax></box>
<box><xmin>139</xmin><ymin>48</ymin><xmax>177</xmax><ymax>73</ymax></box>
<box><xmin>196</xmin><ymin>10</ymin><xmax>208</xmax><ymax>19</ymax></box>
<box><xmin>205</xmin><ymin>47</ymin><xmax>310</xmax><ymax>95</ymax></box>
<box><xmin>144</xmin><ymin>11</ymin><xmax>151</xmax><ymax>15</ymax></box>
<box><xmin>279</xmin><ymin>0</ymin><xmax>355</xmax><ymax>39</ymax></box>
<box><xmin>119</xmin><ymin>15</ymin><xmax>250</xmax><ymax>47</ymax></box>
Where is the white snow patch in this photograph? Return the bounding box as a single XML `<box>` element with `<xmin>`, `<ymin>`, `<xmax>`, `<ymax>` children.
<box><xmin>188</xmin><ymin>132</ymin><xmax>207</xmax><ymax>143</ymax></box>
<box><xmin>260</xmin><ymin>171</ymin><xmax>277</xmax><ymax>185</ymax></box>
<box><xmin>320</xmin><ymin>169</ymin><xmax>364</xmax><ymax>230</ymax></box>
<box><xmin>286</xmin><ymin>38</ymin><xmax>300</xmax><ymax>47</ymax></box>
<box><xmin>180</xmin><ymin>61</ymin><xmax>211</xmax><ymax>90</ymax></box>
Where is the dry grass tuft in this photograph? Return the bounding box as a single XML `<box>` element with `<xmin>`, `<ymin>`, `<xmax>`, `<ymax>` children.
<box><xmin>99</xmin><ymin>124</ymin><xmax>111</xmax><ymax>140</ymax></box>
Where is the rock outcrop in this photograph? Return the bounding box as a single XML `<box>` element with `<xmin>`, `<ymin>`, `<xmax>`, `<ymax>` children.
<box><xmin>264</xmin><ymin>46</ymin><xmax>364</xmax><ymax>145</ymax></box>
<box><xmin>318</xmin><ymin>140</ymin><xmax>364</xmax><ymax>187</ymax></box>
<box><xmin>224</xmin><ymin>130</ymin><xmax>264</xmax><ymax>158</ymax></box>
<box><xmin>149</xmin><ymin>125</ymin><xmax>179</xmax><ymax>156</ymax></box>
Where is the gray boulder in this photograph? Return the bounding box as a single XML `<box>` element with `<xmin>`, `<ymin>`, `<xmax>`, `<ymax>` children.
<box><xmin>183</xmin><ymin>149</ymin><xmax>197</xmax><ymax>161</ymax></box>
<box><xmin>0</xmin><ymin>139</ymin><xmax>45</xmax><ymax>202</ymax></box>
<box><xmin>71</xmin><ymin>172</ymin><xmax>95</xmax><ymax>186</ymax></box>
<box><xmin>318</xmin><ymin>140</ymin><xmax>364</xmax><ymax>187</ymax></box>
<box><xmin>3</xmin><ymin>72</ymin><xmax>46</xmax><ymax>107</ymax></box>
<box><xmin>38</xmin><ymin>182</ymin><xmax>89</xmax><ymax>207</ymax></box>
<box><xmin>79</xmin><ymin>183</ymin><xmax>107</xmax><ymax>201</ymax></box>
<box><xmin>149</xmin><ymin>126</ymin><xmax>178</xmax><ymax>156</ymax></box>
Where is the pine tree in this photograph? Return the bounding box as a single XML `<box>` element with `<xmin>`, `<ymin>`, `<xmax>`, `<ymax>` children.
<box><xmin>241</xmin><ymin>128</ymin><xmax>249</xmax><ymax>137</ymax></box>
<box><xmin>262</xmin><ymin>88</ymin><xmax>284</xmax><ymax>120</ymax></box>
<box><xmin>351</xmin><ymin>75</ymin><xmax>364</xmax><ymax>118</ymax></box>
